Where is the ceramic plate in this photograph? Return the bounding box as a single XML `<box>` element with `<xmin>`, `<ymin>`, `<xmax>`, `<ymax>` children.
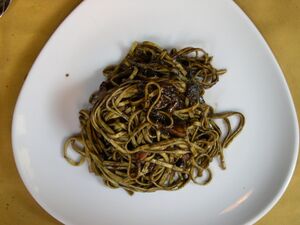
<box><xmin>12</xmin><ymin>0</ymin><xmax>299</xmax><ymax>224</ymax></box>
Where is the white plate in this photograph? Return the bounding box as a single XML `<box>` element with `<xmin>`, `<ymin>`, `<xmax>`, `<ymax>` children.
<box><xmin>12</xmin><ymin>0</ymin><xmax>299</xmax><ymax>224</ymax></box>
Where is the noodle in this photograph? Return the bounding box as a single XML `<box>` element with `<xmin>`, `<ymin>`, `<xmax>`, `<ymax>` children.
<box><xmin>63</xmin><ymin>41</ymin><xmax>245</xmax><ymax>195</ymax></box>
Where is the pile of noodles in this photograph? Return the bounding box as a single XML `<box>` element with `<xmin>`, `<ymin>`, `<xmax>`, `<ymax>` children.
<box><xmin>64</xmin><ymin>41</ymin><xmax>245</xmax><ymax>195</ymax></box>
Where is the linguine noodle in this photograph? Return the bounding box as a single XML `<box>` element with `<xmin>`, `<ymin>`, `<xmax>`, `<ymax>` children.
<box><xmin>64</xmin><ymin>41</ymin><xmax>245</xmax><ymax>195</ymax></box>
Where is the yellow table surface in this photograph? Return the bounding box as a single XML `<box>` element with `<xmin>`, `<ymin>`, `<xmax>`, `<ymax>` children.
<box><xmin>0</xmin><ymin>0</ymin><xmax>299</xmax><ymax>224</ymax></box>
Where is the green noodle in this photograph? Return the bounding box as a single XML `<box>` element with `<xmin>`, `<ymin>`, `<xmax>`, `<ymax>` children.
<box><xmin>64</xmin><ymin>41</ymin><xmax>245</xmax><ymax>195</ymax></box>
